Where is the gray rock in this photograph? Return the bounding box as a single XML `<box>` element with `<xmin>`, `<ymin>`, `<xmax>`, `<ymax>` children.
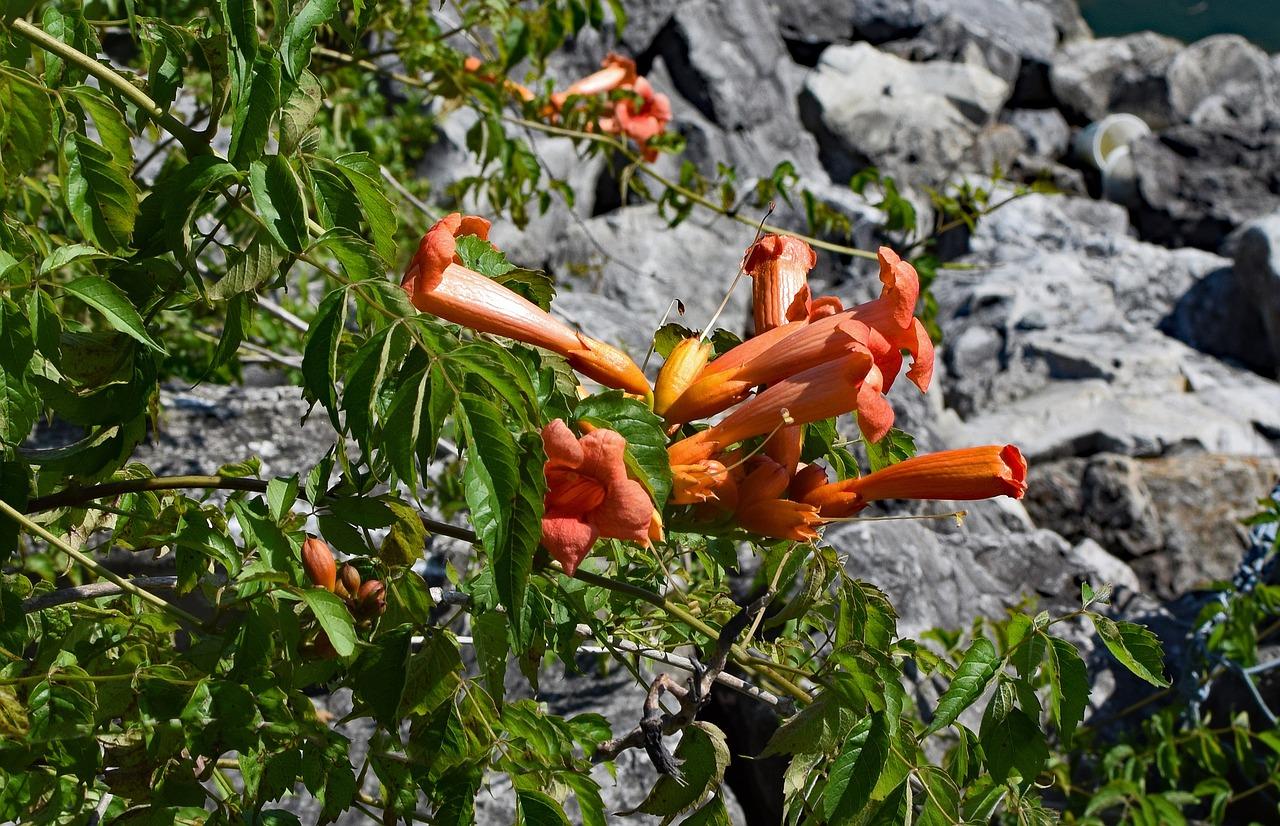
<box><xmin>1165</xmin><ymin>35</ymin><xmax>1280</xmax><ymax>131</ymax></box>
<box><xmin>1049</xmin><ymin>32</ymin><xmax>1182</xmax><ymax>125</ymax></box>
<box><xmin>931</xmin><ymin>191</ymin><xmax>1280</xmax><ymax>458</ymax></box>
<box><xmin>1002</xmin><ymin>108</ymin><xmax>1071</xmax><ymax>159</ymax></box>
<box><xmin>1231</xmin><ymin>213</ymin><xmax>1280</xmax><ymax>376</ymax></box>
<box><xmin>1158</xmin><ymin>263</ymin><xmax>1273</xmax><ymax>376</ymax></box>
<box><xmin>1025</xmin><ymin>454</ymin><xmax>1280</xmax><ymax>598</ymax></box>
<box><xmin>1128</xmin><ymin>126</ymin><xmax>1280</xmax><ymax>251</ymax></box>
<box><xmin>800</xmin><ymin>43</ymin><xmax>1011</xmax><ymax>186</ymax></box>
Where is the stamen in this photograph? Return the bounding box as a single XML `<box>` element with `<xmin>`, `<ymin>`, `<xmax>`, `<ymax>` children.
<box><xmin>721</xmin><ymin>411</ymin><xmax>793</xmax><ymax>473</ymax></box>
<box><xmin>821</xmin><ymin>509</ymin><xmax>969</xmax><ymax>525</ymax></box>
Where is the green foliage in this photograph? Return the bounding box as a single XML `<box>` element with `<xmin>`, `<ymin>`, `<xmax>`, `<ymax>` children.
<box><xmin>0</xmin><ymin>0</ymin><xmax>1205</xmax><ymax>822</ymax></box>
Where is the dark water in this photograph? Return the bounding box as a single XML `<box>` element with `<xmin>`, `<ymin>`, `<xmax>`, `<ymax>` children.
<box><xmin>1080</xmin><ymin>0</ymin><xmax>1280</xmax><ymax>52</ymax></box>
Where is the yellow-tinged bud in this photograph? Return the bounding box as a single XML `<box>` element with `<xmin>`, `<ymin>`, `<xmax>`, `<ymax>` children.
<box><xmin>654</xmin><ymin>337</ymin><xmax>713</xmax><ymax>417</ymax></box>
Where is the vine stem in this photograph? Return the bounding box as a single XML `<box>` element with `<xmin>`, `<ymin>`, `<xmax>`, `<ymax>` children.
<box><xmin>7</xmin><ymin>18</ymin><xmax>207</xmax><ymax>155</ymax></box>
<box><xmin>0</xmin><ymin>498</ymin><xmax>204</xmax><ymax>626</ymax></box>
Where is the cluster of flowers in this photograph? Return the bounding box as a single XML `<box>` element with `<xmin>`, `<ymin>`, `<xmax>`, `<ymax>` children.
<box><xmin>302</xmin><ymin>536</ymin><xmax>387</xmax><ymax>619</ymax></box>
<box><xmin>465</xmin><ymin>53</ymin><xmax>672</xmax><ymax>161</ymax></box>
<box><xmin>401</xmin><ymin>214</ymin><xmax>1027</xmax><ymax>575</ymax></box>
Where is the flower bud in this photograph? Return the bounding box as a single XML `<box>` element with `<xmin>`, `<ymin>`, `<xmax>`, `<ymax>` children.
<box><xmin>339</xmin><ymin>564</ymin><xmax>362</xmax><ymax>598</ymax></box>
<box><xmin>357</xmin><ymin>579</ymin><xmax>387</xmax><ymax>617</ymax></box>
<box><xmin>654</xmin><ymin>337</ymin><xmax>713</xmax><ymax>417</ymax></box>
<box><xmin>301</xmin><ymin>536</ymin><xmax>337</xmax><ymax>592</ymax></box>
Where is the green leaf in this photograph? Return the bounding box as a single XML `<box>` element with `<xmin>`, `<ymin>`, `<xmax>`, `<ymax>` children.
<box><xmin>352</xmin><ymin>626</ymin><xmax>411</xmax><ymax>727</ymax></box>
<box><xmin>916</xmin><ymin>766</ymin><xmax>961</xmax><ymax>826</ymax></box>
<box><xmin>62</xmin><ymin>276</ymin><xmax>166</xmax><ymax>353</ymax></box>
<box><xmin>0</xmin><ymin>459</ymin><xmax>31</xmax><ymax>563</ymax></box>
<box><xmin>380</xmin><ymin>501</ymin><xmax>427</xmax><ymax>567</ymax></box>
<box><xmin>574</xmin><ymin>391</ymin><xmax>672</xmax><ymax>506</ymax></box>
<box><xmin>472</xmin><ymin>611</ymin><xmax>509</xmax><ymax>706</ymax></box>
<box><xmin>761</xmin><ymin>692</ymin><xmax>846</xmax><ymax>757</ymax></box>
<box><xmin>924</xmin><ymin>637</ymin><xmax>998</xmax><ymax>735</ymax></box>
<box><xmin>67</xmin><ymin>85</ymin><xmax>132</xmax><ymax>166</ymax></box>
<box><xmin>313</xmin><ymin>228</ymin><xmax>382</xmax><ymax>281</ymax></box>
<box><xmin>301</xmin><ymin>288</ymin><xmax>348</xmax><ymax>424</ymax></box>
<box><xmin>38</xmin><ymin>243</ymin><xmax>112</xmax><ymax>275</ymax></box>
<box><xmin>222</xmin><ymin>0</ymin><xmax>258</xmax><ymax>92</ymax></box>
<box><xmin>210</xmin><ymin>232</ymin><xmax>286</xmax><ymax>299</ymax></box>
<box><xmin>459</xmin><ymin>395</ymin><xmax>545</xmax><ymax>641</ymax></box>
<box><xmin>633</xmin><ymin>722</ymin><xmax>730</xmax><ymax>817</ymax></box>
<box><xmin>822</xmin><ymin>712</ymin><xmax>890</xmax><ymax>822</ymax></box>
<box><xmin>266</xmin><ymin>475</ymin><xmax>298</xmax><ymax>522</ymax></box>
<box><xmin>333</xmin><ymin>154</ymin><xmax>397</xmax><ymax>263</ymax></box>
<box><xmin>679</xmin><ymin>795</ymin><xmax>731</xmax><ymax>825</ymax></box>
<box><xmin>62</xmin><ymin>132</ymin><xmax>139</xmax><ymax>252</ymax></box>
<box><xmin>864</xmin><ymin>427</ymin><xmax>916</xmax><ymax>472</ymax></box>
<box><xmin>210</xmin><ymin>293</ymin><xmax>251</xmax><ymax>373</ymax></box>
<box><xmin>249</xmin><ymin>154</ymin><xmax>308</xmax><ymax>253</ymax></box>
<box><xmin>280</xmin><ymin>70</ymin><xmax>322</xmax><ymax>154</ymax></box>
<box><xmin>517</xmin><ymin>788</ymin><xmax>571</xmax><ymax>826</ymax></box>
<box><xmin>300</xmin><ymin>589</ymin><xmax>356</xmax><ymax>657</ymax></box>
<box><xmin>1093</xmin><ymin>615</ymin><xmax>1169</xmax><ymax>688</ymax></box>
<box><xmin>979</xmin><ymin>707</ymin><xmax>1048</xmax><ymax>784</ymax></box>
<box><xmin>279</xmin><ymin>0</ymin><xmax>338</xmax><ymax>79</ymax></box>
<box><xmin>382</xmin><ymin>366</ymin><xmax>431</xmax><ymax>487</ymax></box>
<box><xmin>145</xmin><ymin>20</ymin><xmax>189</xmax><ymax>111</ymax></box>
<box><xmin>1045</xmin><ymin>636</ymin><xmax>1090</xmax><ymax>746</ymax></box>
<box><xmin>0</xmin><ymin>69</ymin><xmax>53</xmax><ymax>174</ymax></box>
<box><xmin>134</xmin><ymin>155</ymin><xmax>239</xmax><ymax>257</ymax></box>
<box><xmin>230</xmin><ymin>52</ymin><xmax>280</xmax><ymax>167</ymax></box>
<box><xmin>455</xmin><ymin>234</ymin><xmax>514</xmax><ymax>278</ymax></box>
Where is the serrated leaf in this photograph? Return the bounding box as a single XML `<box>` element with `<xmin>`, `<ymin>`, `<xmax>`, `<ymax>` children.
<box><xmin>471</xmin><ymin>611</ymin><xmax>508</xmax><ymax>706</ymax></box>
<box><xmin>574</xmin><ymin>391</ymin><xmax>671</xmax><ymax>506</ymax></box>
<box><xmin>380</xmin><ymin>501</ymin><xmax>427</xmax><ymax>567</ymax></box>
<box><xmin>211</xmin><ymin>232</ymin><xmax>285</xmax><ymax>299</ymax></box>
<box><xmin>312</xmin><ymin>228</ymin><xmax>382</xmax><ymax>281</ymax></box>
<box><xmin>223</xmin><ymin>0</ymin><xmax>258</xmax><ymax>91</ymax></box>
<box><xmin>679</xmin><ymin>795</ymin><xmax>730</xmax><ymax>825</ymax></box>
<box><xmin>280</xmin><ymin>70</ymin><xmax>322</xmax><ymax>154</ymax></box>
<box><xmin>455</xmin><ymin>234</ymin><xmax>514</xmax><ymax>278</ymax></box>
<box><xmin>279</xmin><ymin>0</ymin><xmax>337</xmax><ymax>79</ymax></box>
<box><xmin>67</xmin><ymin>85</ymin><xmax>132</xmax><ymax>166</ymax></box>
<box><xmin>352</xmin><ymin>626</ymin><xmax>410</xmax><ymax>727</ymax></box>
<box><xmin>924</xmin><ymin>637</ymin><xmax>998</xmax><ymax>735</ymax></box>
<box><xmin>864</xmin><ymin>427</ymin><xmax>916</xmax><ymax>472</ymax></box>
<box><xmin>979</xmin><ymin>707</ymin><xmax>1048</xmax><ymax>784</ymax></box>
<box><xmin>822</xmin><ymin>712</ymin><xmax>889</xmax><ymax>822</ymax></box>
<box><xmin>62</xmin><ymin>276</ymin><xmax>165</xmax><ymax>353</ymax></box>
<box><xmin>301</xmin><ymin>288</ymin><xmax>348</xmax><ymax>424</ymax></box>
<box><xmin>266</xmin><ymin>475</ymin><xmax>298</xmax><ymax>522</ymax></box>
<box><xmin>517</xmin><ymin>788</ymin><xmax>571</xmax><ymax>826</ymax></box>
<box><xmin>333</xmin><ymin>153</ymin><xmax>397</xmax><ymax>262</ymax></box>
<box><xmin>0</xmin><ymin>70</ymin><xmax>53</xmax><ymax>173</ymax></box>
<box><xmin>761</xmin><ymin>693</ymin><xmax>844</xmax><ymax>757</ymax></box>
<box><xmin>633</xmin><ymin>722</ymin><xmax>730</xmax><ymax>817</ymax></box>
<box><xmin>62</xmin><ymin>132</ymin><xmax>138</xmax><ymax>252</ymax></box>
<box><xmin>1045</xmin><ymin>636</ymin><xmax>1089</xmax><ymax>746</ymax></box>
<box><xmin>38</xmin><ymin>244</ymin><xmax>112</xmax><ymax>275</ymax></box>
<box><xmin>1093</xmin><ymin>615</ymin><xmax>1169</xmax><ymax>687</ymax></box>
<box><xmin>134</xmin><ymin>155</ymin><xmax>240</xmax><ymax>257</ymax></box>
<box><xmin>250</xmin><ymin>154</ymin><xmax>308</xmax><ymax>252</ymax></box>
<box><xmin>230</xmin><ymin>52</ymin><xmax>280</xmax><ymax>167</ymax></box>
<box><xmin>916</xmin><ymin>766</ymin><xmax>962</xmax><ymax>826</ymax></box>
<box><xmin>146</xmin><ymin>20</ymin><xmax>189</xmax><ymax>111</ymax></box>
<box><xmin>300</xmin><ymin>588</ymin><xmax>356</xmax><ymax>657</ymax></box>
<box><xmin>382</xmin><ymin>366</ymin><xmax>431</xmax><ymax>487</ymax></box>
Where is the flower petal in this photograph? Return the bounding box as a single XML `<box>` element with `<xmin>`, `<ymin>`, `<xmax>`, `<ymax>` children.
<box><xmin>591</xmin><ymin>477</ymin><xmax>654</xmax><ymax>545</ymax></box>
<box><xmin>541</xmin><ymin>515</ymin><xmax>599</xmax><ymax>575</ymax></box>
<box><xmin>542</xmin><ymin>419</ymin><xmax>585</xmax><ymax>470</ymax></box>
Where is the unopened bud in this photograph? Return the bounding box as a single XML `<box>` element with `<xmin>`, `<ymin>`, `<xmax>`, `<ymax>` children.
<box><xmin>357</xmin><ymin>579</ymin><xmax>386</xmax><ymax>617</ymax></box>
<box><xmin>654</xmin><ymin>337</ymin><xmax>713</xmax><ymax>417</ymax></box>
<box><xmin>339</xmin><ymin>564</ymin><xmax>361</xmax><ymax>597</ymax></box>
<box><xmin>301</xmin><ymin>536</ymin><xmax>337</xmax><ymax>592</ymax></box>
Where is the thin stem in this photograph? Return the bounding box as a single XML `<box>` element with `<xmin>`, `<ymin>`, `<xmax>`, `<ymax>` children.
<box><xmin>0</xmin><ymin>498</ymin><xmax>204</xmax><ymax>626</ymax></box>
<box><xmin>8</xmin><ymin>18</ymin><xmax>206</xmax><ymax>155</ymax></box>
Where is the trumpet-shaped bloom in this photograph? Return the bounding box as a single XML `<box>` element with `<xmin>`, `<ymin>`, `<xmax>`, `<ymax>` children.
<box><xmin>599</xmin><ymin>76</ymin><xmax>672</xmax><ymax>161</ymax></box>
<box><xmin>402</xmin><ymin>214</ymin><xmax>651</xmax><ymax>398</ymax></box>
<box><xmin>662</xmin><ymin>316</ymin><xmax>888</xmax><ymax>425</ymax></box>
<box><xmin>846</xmin><ymin>247</ymin><xmax>934</xmax><ymax>392</ymax></box>
<box><xmin>654</xmin><ymin>337</ymin><xmax>713</xmax><ymax>417</ymax></box>
<box><xmin>668</xmin><ymin>352</ymin><xmax>893</xmax><ymax>467</ymax></box>
<box><xmin>540</xmin><ymin>419</ymin><xmax>653</xmax><ymax>574</ymax></box>
<box><xmin>802</xmin><ymin>445</ymin><xmax>1028</xmax><ymax>518</ymax></box>
<box><xmin>745</xmin><ymin>234</ymin><xmax>817</xmax><ymax>335</ymax></box>
<box><xmin>671</xmin><ymin>459</ymin><xmax>732</xmax><ymax>505</ymax></box>
<box><xmin>553</xmin><ymin>54</ymin><xmax>638</xmax><ymax>108</ymax></box>
<box><xmin>728</xmin><ymin>458</ymin><xmax>822</xmax><ymax>541</ymax></box>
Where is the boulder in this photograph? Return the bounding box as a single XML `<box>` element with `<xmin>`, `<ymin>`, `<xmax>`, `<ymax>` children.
<box><xmin>1230</xmin><ymin>214</ymin><xmax>1280</xmax><ymax>377</ymax></box>
<box><xmin>1024</xmin><ymin>453</ymin><xmax>1280</xmax><ymax>598</ymax></box>
<box><xmin>800</xmin><ymin>42</ymin><xmax>1011</xmax><ymax>186</ymax></box>
<box><xmin>1002</xmin><ymin>107</ymin><xmax>1071</xmax><ymax>160</ymax></box>
<box><xmin>1128</xmin><ymin>126</ymin><xmax>1280</xmax><ymax>251</ymax></box>
<box><xmin>1049</xmin><ymin>32</ymin><xmax>1182</xmax><ymax>126</ymax></box>
<box><xmin>1165</xmin><ymin>35</ymin><xmax>1280</xmax><ymax>131</ymax></box>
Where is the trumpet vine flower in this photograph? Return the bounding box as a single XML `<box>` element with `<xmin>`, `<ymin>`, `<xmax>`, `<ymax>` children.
<box><xmin>745</xmin><ymin>234</ymin><xmax>817</xmax><ymax>334</ymax></box>
<box><xmin>402</xmin><ymin>214</ymin><xmax>650</xmax><ymax>398</ymax></box>
<box><xmin>802</xmin><ymin>445</ymin><xmax>1028</xmax><ymax>518</ymax></box>
<box><xmin>540</xmin><ymin>419</ymin><xmax>654</xmax><ymax>575</ymax></box>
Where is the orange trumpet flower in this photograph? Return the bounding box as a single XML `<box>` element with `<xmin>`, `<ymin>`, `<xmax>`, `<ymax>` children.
<box><xmin>727</xmin><ymin>458</ymin><xmax>821</xmax><ymax>541</ymax></box>
<box><xmin>668</xmin><ymin>351</ymin><xmax>893</xmax><ymax>467</ymax></box>
<box><xmin>745</xmin><ymin>234</ymin><xmax>817</xmax><ymax>334</ymax></box>
<box><xmin>402</xmin><ymin>214</ymin><xmax>651</xmax><ymax>399</ymax></box>
<box><xmin>846</xmin><ymin>247</ymin><xmax>934</xmax><ymax>392</ymax></box>
<box><xmin>802</xmin><ymin>445</ymin><xmax>1028</xmax><ymax>518</ymax></box>
<box><xmin>552</xmin><ymin>54</ymin><xmax>638</xmax><ymax>109</ymax></box>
